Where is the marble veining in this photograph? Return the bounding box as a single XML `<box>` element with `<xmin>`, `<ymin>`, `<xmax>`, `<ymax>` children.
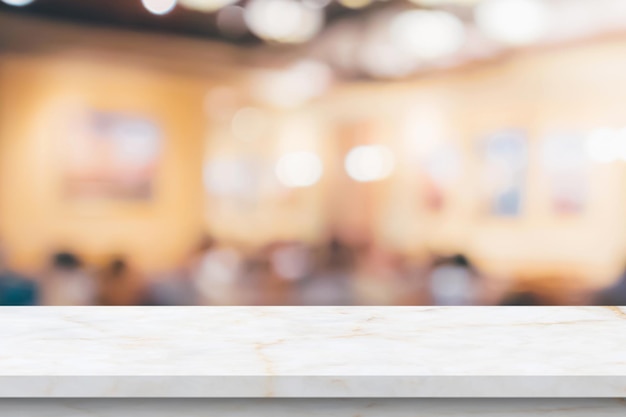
<box><xmin>1</xmin><ymin>306</ymin><xmax>626</xmax><ymax>397</ymax></box>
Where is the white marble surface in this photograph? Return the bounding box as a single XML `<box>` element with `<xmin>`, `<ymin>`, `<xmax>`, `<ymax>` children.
<box><xmin>1</xmin><ymin>399</ymin><xmax>625</xmax><ymax>417</ymax></box>
<box><xmin>2</xmin><ymin>306</ymin><xmax>626</xmax><ymax>397</ymax></box>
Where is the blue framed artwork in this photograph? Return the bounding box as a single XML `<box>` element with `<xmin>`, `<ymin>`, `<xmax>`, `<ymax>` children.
<box><xmin>481</xmin><ymin>130</ymin><xmax>528</xmax><ymax>217</ymax></box>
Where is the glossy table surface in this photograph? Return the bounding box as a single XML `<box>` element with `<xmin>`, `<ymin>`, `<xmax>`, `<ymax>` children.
<box><xmin>2</xmin><ymin>306</ymin><xmax>626</xmax><ymax>397</ymax></box>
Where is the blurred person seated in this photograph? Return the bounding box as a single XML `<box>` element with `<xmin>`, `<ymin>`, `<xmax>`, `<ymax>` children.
<box><xmin>500</xmin><ymin>275</ymin><xmax>591</xmax><ymax>306</ymax></box>
<box><xmin>191</xmin><ymin>237</ymin><xmax>242</xmax><ymax>305</ymax></box>
<box><xmin>238</xmin><ymin>250</ymin><xmax>272</xmax><ymax>305</ymax></box>
<box><xmin>296</xmin><ymin>237</ymin><xmax>355</xmax><ymax>305</ymax></box>
<box><xmin>270</xmin><ymin>242</ymin><xmax>314</xmax><ymax>283</ymax></box>
<box><xmin>0</xmin><ymin>245</ymin><xmax>38</xmax><ymax>305</ymax></box>
<box><xmin>427</xmin><ymin>254</ymin><xmax>481</xmax><ymax>306</ymax></box>
<box><xmin>499</xmin><ymin>287</ymin><xmax>545</xmax><ymax>306</ymax></box>
<box><xmin>252</xmin><ymin>241</ymin><xmax>314</xmax><ymax>306</ymax></box>
<box><xmin>352</xmin><ymin>241</ymin><xmax>403</xmax><ymax>306</ymax></box>
<box><xmin>144</xmin><ymin>268</ymin><xmax>197</xmax><ymax>306</ymax></box>
<box><xmin>144</xmin><ymin>234</ymin><xmax>244</xmax><ymax>306</ymax></box>
<box><xmin>393</xmin><ymin>256</ymin><xmax>431</xmax><ymax>306</ymax></box>
<box><xmin>42</xmin><ymin>251</ymin><xmax>95</xmax><ymax>306</ymax></box>
<box><xmin>97</xmin><ymin>256</ymin><xmax>145</xmax><ymax>306</ymax></box>
<box><xmin>144</xmin><ymin>235</ymin><xmax>215</xmax><ymax>305</ymax></box>
<box><xmin>594</xmin><ymin>266</ymin><xmax>626</xmax><ymax>305</ymax></box>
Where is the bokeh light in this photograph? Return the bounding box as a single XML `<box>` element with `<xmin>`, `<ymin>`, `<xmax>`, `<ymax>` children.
<box><xmin>475</xmin><ymin>0</ymin><xmax>549</xmax><ymax>46</ymax></box>
<box><xmin>142</xmin><ymin>0</ymin><xmax>177</xmax><ymax>15</ymax></box>
<box><xmin>251</xmin><ymin>60</ymin><xmax>332</xmax><ymax>108</ymax></box>
<box><xmin>270</xmin><ymin>244</ymin><xmax>312</xmax><ymax>280</ymax></box>
<box><xmin>244</xmin><ymin>0</ymin><xmax>324</xmax><ymax>43</ymax></box>
<box><xmin>1</xmin><ymin>0</ymin><xmax>35</xmax><ymax>6</ymax></box>
<box><xmin>338</xmin><ymin>0</ymin><xmax>371</xmax><ymax>9</ymax></box>
<box><xmin>356</xmin><ymin>12</ymin><xmax>419</xmax><ymax>79</ymax></box>
<box><xmin>390</xmin><ymin>10</ymin><xmax>466</xmax><ymax>61</ymax></box>
<box><xmin>345</xmin><ymin>145</ymin><xmax>395</xmax><ymax>182</ymax></box>
<box><xmin>179</xmin><ymin>0</ymin><xmax>236</xmax><ymax>12</ymax></box>
<box><xmin>275</xmin><ymin>151</ymin><xmax>323</xmax><ymax>188</ymax></box>
<box><xmin>585</xmin><ymin>128</ymin><xmax>619</xmax><ymax>164</ymax></box>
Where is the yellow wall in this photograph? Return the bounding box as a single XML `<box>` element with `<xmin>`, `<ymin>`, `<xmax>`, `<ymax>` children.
<box><xmin>0</xmin><ymin>53</ymin><xmax>208</xmax><ymax>273</ymax></box>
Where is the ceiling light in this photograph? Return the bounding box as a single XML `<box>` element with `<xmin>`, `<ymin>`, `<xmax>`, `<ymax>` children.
<box><xmin>1</xmin><ymin>0</ymin><xmax>35</xmax><ymax>5</ymax></box>
<box><xmin>142</xmin><ymin>0</ymin><xmax>177</xmax><ymax>15</ymax></box>
<box><xmin>475</xmin><ymin>0</ymin><xmax>549</xmax><ymax>46</ymax></box>
<box><xmin>276</xmin><ymin>151</ymin><xmax>323</xmax><ymax>188</ymax></box>
<box><xmin>179</xmin><ymin>0</ymin><xmax>236</xmax><ymax>12</ymax></box>
<box><xmin>390</xmin><ymin>10</ymin><xmax>466</xmax><ymax>61</ymax></box>
<box><xmin>345</xmin><ymin>145</ymin><xmax>395</xmax><ymax>182</ymax></box>
<box><xmin>244</xmin><ymin>0</ymin><xmax>324</xmax><ymax>44</ymax></box>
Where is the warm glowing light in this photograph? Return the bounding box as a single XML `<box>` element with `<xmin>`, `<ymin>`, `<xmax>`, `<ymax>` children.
<box><xmin>390</xmin><ymin>10</ymin><xmax>466</xmax><ymax>61</ymax></box>
<box><xmin>196</xmin><ymin>248</ymin><xmax>241</xmax><ymax>291</ymax></box>
<box><xmin>475</xmin><ymin>0</ymin><xmax>549</xmax><ymax>46</ymax></box>
<box><xmin>179</xmin><ymin>0</ymin><xmax>236</xmax><ymax>12</ymax></box>
<box><xmin>142</xmin><ymin>0</ymin><xmax>177</xmax><ymax>15</ymax></box>
<box><xmin>275</xmin><ymin>151</ymin><xmax>323</xmax><ymax>188</ymax></box>
<box><xmin>251</xmin><ymin>60</ymin><xmax>332</xmax><ymax>108</ymax></box>
<box><xmin>1</xmin><ymin>0</ymin><xmax>35</xmax><ymax>6</ymax></box>
<box><xmin>585</xmin><ymin>128</ymin><xmax>619</xmax><ymax>163</ymax></box>
<box><xmin>345</xmin><ymin>145</ymin><xmax>395</xmax><ymax>182</ymax></box>
<box><xmin>357</xmin><ymin>15</ymin><xmax>418</xmax><ymax>79</ymax></box>
<box><xmin>271</xmin><ymin>245</ymin><xmax>312</xmax><ymax>280</ymax></box>
<box><xmin>338</xmin><ymin>0</ymin><xmax>371</xmax><ymax>9</ymax></box>
<box><xmin>358</xmin><ymin>39</ymin><xmax>418</xmax><ymax>78</ymax></box>
<box><xmin>244</xmin><ymin>0</ymin><xmax>324</xmax><ymax>43</ymax></box>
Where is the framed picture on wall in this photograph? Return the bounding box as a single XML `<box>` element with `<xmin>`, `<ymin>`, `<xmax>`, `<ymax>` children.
<box><xmin>481</xmin><ymin>130</ymin><xmax>528</xmax><ymax>217</ymax></box>
<box><xmin>63</xmin><ymin>110</ymin><xmax>162</xmax><ymax>201</ymax></box>
<box><xmin>541</xmin><ymin>133</ymin><xmax>588</xmax><ymax>214</ymax></box>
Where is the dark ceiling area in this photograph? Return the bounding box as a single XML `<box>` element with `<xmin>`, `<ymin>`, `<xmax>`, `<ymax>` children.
<box><xmin>0</xmin><ymin>0</ymin><xmax>375</xmax><ymax>45</ymax></box>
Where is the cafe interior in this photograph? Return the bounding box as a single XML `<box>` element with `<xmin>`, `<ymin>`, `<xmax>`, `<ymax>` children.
<box><xmin>1</xmin><ymin>0</ymin><xmax>626</xmax><ymax>306</ymax></box>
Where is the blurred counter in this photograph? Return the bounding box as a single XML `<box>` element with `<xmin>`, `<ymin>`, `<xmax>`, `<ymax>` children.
<box><xmin>1</xmin><ymin>306</ymin><xmax>626</xmax><ymax>397</ymax></box>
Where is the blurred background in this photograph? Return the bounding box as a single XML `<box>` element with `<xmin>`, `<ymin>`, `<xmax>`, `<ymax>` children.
<box><xmin>2</xmin><ymin>0</ymin><xmax>626</xmax><ymax>306</ymax></box>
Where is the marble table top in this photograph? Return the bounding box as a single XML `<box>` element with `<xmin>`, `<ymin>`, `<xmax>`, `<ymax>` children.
<box><xmin>1</xmin><ymin>306</ymin><xmax>626</xmax><ymax>397</ymax></box>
